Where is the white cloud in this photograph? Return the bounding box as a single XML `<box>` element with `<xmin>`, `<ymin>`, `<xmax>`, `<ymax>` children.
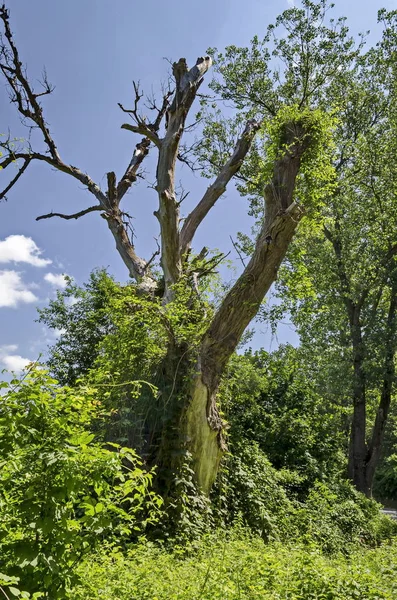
<box><xmin>0</xmin><ymin>270</ymin><xmax>38</xmax><ymax>308</ymax></box>
<box><xmin>0</xmin><ymin>235</ymin><xmax>51</xmax><ymax>267</ymax></box>
<box><xmin>1</xmin><ymin>354</ymin><xmax>31</xmax><ymax>372</ymax></box>
<box><xmin>44</xmin><ymin>272</ymin><xmax>68</xmax><ymax>289</ymax></box>
<box><xmin>0</xmin><ymin>345</ymin><xmax>31</xmax><ymax>373</ymax></box>
<box><xmin>0</xmin><ymin>344</ymin><xmax>18</xmax><ymax>353</ymax></box>
<box><xmin>287</xmin><ymin>0</ymin><xmax>295</xmax><ymax>6</ymax></box>
<box><xmin>54</xmin><ymin>328</ymin><xmax>67</xmax><ymax>338</ymax></box>
<box><xmin>66</xmin><ymin>295</ymin><xmax>79</xmax><ymax>306</ymax></box>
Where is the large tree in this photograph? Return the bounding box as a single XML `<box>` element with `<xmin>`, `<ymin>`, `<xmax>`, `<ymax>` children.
<box><xmin>0</xmin><ymin>1</ymin><xmax>357</xmax><ymax>495</ymax></box>
<box><xmin>268</xmin><ymin>9</ymin><xmax>397</xmax><ymax>496</ymax></box>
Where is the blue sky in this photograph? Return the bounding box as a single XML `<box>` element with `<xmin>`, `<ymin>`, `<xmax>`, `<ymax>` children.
<box><xmin>0</xmin><ymin>0</ymin><xmax>395</xmax><ymax>372</ymax></box>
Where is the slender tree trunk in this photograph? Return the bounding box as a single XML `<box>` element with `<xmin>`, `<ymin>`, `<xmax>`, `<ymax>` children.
<box><xmin>348</xmin><ymin>307</ymin><xmax>369</xmax><ymax>494</ymax></box>
<box><xmin>365</xmin><ymin>285</ymin><xmax>397</xmax><ymax>495</ymax></box>
<box><xmin>347</xmin><ymin>287</ymin><xmax>397</xmax><ymax>497</ymax></box>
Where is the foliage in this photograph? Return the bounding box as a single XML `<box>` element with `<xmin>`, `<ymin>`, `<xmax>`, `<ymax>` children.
<box><xmin>292</xmin><ymin>481</ymin><xmax>396</xmax><ymax>554</ymax></box>
<box><xmin>374</xmin><ymin>453</ymin><xmax>397</xmax><ymax>501</ymax></box>
<box><xmin>83</xmin><ymin>276</ymin><xmax>210</xmax><ymax>449</ymax></box>
<box><xmin>37</xmin><ymin>270</ymin><xmax>117</xmax><ymax>386</ymax></box>
<box><xmin>219</xmin><ymin>346</ymin><xmax>344</xmax><ymax>490</ymax></box>
<box><xmin>247</xmin><ymin>7</ymin><xmax>397</xmax><ymax>494</ymax></box>
<box><xmin>39</xmin><ymin>271</ymin><xmax>221</xmax><ymax>538</ymax></box>
<box><xmin>212</xmin><ymin>440</ymin><xmax>295</xmax><ymax>540</ymax></box>
<box><xmin>213</xmin><ymin>440</ymin><xmax>394</xmax><ymax>552</ymax></box>
<box><xmin>73</xmin><ymin>531</ymin><xmax>397</xmax><ymax>599</ymax></box>
<box><xmin>196</xmin><ymin>0</ymin><xmax>358</xmax><ymax>231</ymax></box>
<box><xmin>208</xmin><ymin>0</ymin><xmax>360</xmax><ymax>115</ymax></box>
<box><xmin>0</xmin><ymin>369</ymin><xmax>161</xmax><ymax>598</ymax></box>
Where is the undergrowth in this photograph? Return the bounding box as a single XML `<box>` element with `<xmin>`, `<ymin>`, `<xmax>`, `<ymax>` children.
<box><xmin>73</xmin><ymin>531</ymin><xmax>397</xmax><ymax>599</ymax></box>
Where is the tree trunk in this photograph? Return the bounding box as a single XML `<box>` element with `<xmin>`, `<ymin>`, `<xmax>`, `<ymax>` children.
<box><xmin>182</xmin><ymin>122</ymin><xmax>312</xmax><ymax>493</ymax></box>
<box><xmin>347</xmin><ymin>286</ymin><xmax>397</xmax><ymax>497</ymax></box>
<box><xmin>365</xmin><ymin>285</ymin><xmax>397</xmax><ymax>496</ymax></box>
<box><xmin>348</xmin><ymin>307</ymin><xmax>369</xmax><ymax>494</ymax></box>
<box><xmin>143</xmin><ymin>121</ymin><xmax>312</xmax><ymax>495</ymax></box>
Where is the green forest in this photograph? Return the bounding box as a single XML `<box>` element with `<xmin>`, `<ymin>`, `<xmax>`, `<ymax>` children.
<box><xmin>2</xmin><ymin>0</ymin><xmax>397</xmax><ymax>597</ymax></box>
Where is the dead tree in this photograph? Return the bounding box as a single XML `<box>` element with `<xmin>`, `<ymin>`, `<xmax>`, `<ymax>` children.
<box><xmin>0</xmin><ymin>5</ymin><xmax>312</xmax><ymax>494</ymax></box>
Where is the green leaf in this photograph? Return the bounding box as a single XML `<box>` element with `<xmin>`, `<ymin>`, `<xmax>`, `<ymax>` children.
<box><xmin>68</xmin><ymin>432</ymin><xmax>95</xmax><ymax>446</ymax></box>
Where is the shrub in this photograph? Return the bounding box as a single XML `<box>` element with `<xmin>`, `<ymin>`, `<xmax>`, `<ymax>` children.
<box><xmin>0</xmin><ymin>369</ymin><xmax>161</xmax><ymax>598</ymax></box>
<box><xmin>292</xmin><ymin>480</ymin><xmax>397</xmax><ymax>553</ymax></box>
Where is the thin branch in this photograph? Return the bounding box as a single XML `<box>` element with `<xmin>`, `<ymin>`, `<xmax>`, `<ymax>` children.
<box><xmin>145</xmin><ymin>239</ymin><xmax>161</xmax><ymax>271</ymax></box>
<box><xmin>36</xmin><ymin>205</ymin><xmax>103</xmax><ymax>221</ymax></box>
<box><xmin>117</xmin><ymin>89</ymin><xmax>172</xmax><ymax>200</ymax></box>
<box><xmin>0</xmin><ymin>146</ymin><xmax>107</xmax><ymax>206</ymax></box>
<box><xmin>230</xmin><ymin>235</ymin><xmax>246</xmax><ymax>267</ymax></box>
<box><xmin>0</xmin><ymin>5</ymin><xmax>61</xmax><ymax>161</ymax></box>
<box><xmin>121</xmin><ymin>122</ymin><xmax>161</xmax><ymax>148</ymax></box>
<box><xmin>180</xmin><ymin>119</ymin><xmax>261</xmax><ymax>255</ymax></box>
<box><xmin>197</xmin><ymin>251</ymin><xmax>231</xmax><ymax>278</ymax></box>
<box><xmin>0</xmin><ymin>156</ymin><xmax>31</xmax><ymax>200</ymax></box>
<box><xmin>323</xmin><ymin>222</ymin><xmax>354</xmax><ymax>312</ymax></box>
<box><xmin>0</xmin><ymin>6</ymin><xmax>151</xmax><ymax>285</ymax></box>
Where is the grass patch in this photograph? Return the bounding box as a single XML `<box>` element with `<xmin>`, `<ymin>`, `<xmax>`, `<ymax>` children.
<box><xmin>74</xmin><ymin>531</ymin><xmax>397</xmax><ymax>599</ymax></box>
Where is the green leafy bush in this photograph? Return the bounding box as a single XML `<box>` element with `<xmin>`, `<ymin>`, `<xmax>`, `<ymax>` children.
<box><xmin>374</xmin><ymin>453</ymin><xmax>397</xmax><ymax>501</ymax></box>
<box><xmin>292</xmin><ymin>481</ymin><xmax>397</xmax><ymax>553</ymax></box>
<box><xmin>213</xmin><ymin>440</ymin><xmax>396</xmax><ymax>550</ymax></box>
<box><xmin>212</xmin><ymin>440</ymin><xmax>295</xmax><ymax>540</ymax></box>
<box><xmin>0</xmin><ymin>369</ymin><xmax>161</xmax><ymax>598</ymax></box>
<box><xmin>220</xmin><ymin>347</ymin><xmax>344</xmax><ymax>494</ymax></box>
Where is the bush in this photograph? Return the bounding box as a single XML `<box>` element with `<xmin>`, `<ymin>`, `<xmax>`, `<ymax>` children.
<box><xmin>212</xmin><ymin>439</ymin><xmax>396</xmax><ymax>551</ymax></box>
<box><xmin>292</xmin><ymin>480</ymin><xmax>397</xmax><ymax>553</ymax></box>
<box><xmin>220</xmin><ymin>347</ymin><xmax>344</xmax><ymax>495</ymax></box>
<box><xmin>212</xmin><ymin>440</ymin><xmax>295</xmax><ymax>540</ymax></box>
<box><xmin>374</xmin><ymin>453</ymin><xmax>397</xmax><ymax>501</ymax></box>
<box><xmin>0</xmin><ymin>369</ymin><xmax>162</xmax><ymax>598</ymax></box>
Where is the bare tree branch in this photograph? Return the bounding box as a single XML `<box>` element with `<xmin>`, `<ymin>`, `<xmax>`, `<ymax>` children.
<box><xmin>0</xmin><ymin>156</ymin><xmax>31</xmax><ymax>200</ymax></box>
<box><xmin>36</xmin><ymin>206</ymin><xmax>103</xmax><ymax>221</ymax></box>
<box><xmin>0</xmin><ymin>6</ymin><xmax>154</xmax><ymax>284</ymax></box>
<box><xmin>180</xmin><ymin>119</ymin><xmax>261</xmax><ymax>255</ymax></box>
<box><xmin>119</xmin><ymin>81</ymin><xmax>170</xmax><ymax>148</ymax></box>
<box><xmin>117</xmin><ymin>88</ymin><xmax>172</xmax><ymax>200</ymax></box>
<box><xmin>155</xmin><ymin>56</ymin><xmax>212</xmax><ymax>300</ymax></box>
<box><xmin>121</xmin><ymin>122</ymin><xmax>161</xmax><ymax>148</ymax></box>
<box><xmin>229</xmin><ymin>235</ymin><xmax>247</xmax><ymax>267</ymax></box>
<box><xmin>145</xmin><ymin>239</ymin><xmax>161</xmax><ymax>271</ymax></box>
<box><xmin>0</xmin><ymin>148</ymin><xmax>107</xmax><ymax>205</ymax></box>
<box><xmin>0</xmin><ymin>5</ymin><xmax>60</xmax><ymax>161</ymax></box>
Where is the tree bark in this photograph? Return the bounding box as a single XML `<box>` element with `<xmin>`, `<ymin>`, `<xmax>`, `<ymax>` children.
<box><xmin>155</xmin><ymin>57</ymin><xmax>212</xmax><ymax>301</ymax></box>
